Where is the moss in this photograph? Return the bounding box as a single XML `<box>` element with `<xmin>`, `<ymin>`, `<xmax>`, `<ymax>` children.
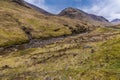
<box><xmin>83</xmin><ymin>38</ymin><xmax>120</xmax><ymax>79</ymax></box>
<box><xmin>25</xmin><ymin>18</ymin><xmax>71</xmax><ymax>39</ymax></box>
<box><xmin>91</xmin><ymin>27</ymin><xmax>120</xmax><ymax>34</ymax></box>
<box><xmin>14</xmin><ymin>48</ymin><xmax>36</xmax><ymax>56</ymax></box>
<box><xmin>0</xmin><ymin>27</ymin><xmax>29</xmax><ymax>47</ymax></box>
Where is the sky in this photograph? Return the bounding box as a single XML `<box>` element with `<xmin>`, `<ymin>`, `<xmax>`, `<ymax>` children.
<box><xmin>25</xmin><ymin>0</ymin><xmax>120</xmax><ymax>21</ymax></box>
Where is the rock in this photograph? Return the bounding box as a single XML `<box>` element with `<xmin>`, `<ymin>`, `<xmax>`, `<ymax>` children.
<box><xmin>45</xmin><ymin>77</ymin><xmax>52</xmax><ymax>80</ymax></box>
<box><xmin>83</xmin><ymin>46</ymin><xmax>92</xmax><ymax>49</ymax></box>
<box><xmin>2</xmin><ymin>65</ymin><xmax>11</xmax><ymax>69</ymax></box>
<box><xmin>0</xmin><ymin>47</ymin><xmax>4</xmax><ymax>52</ymax></box>
<box><xmin>91</xmin><ymin>49</ymin><xmax>95</xmax><ymax>53</ymax></box>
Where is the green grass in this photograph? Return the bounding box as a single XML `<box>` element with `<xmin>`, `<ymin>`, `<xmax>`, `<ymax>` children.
<box><xmin>0</xmin><ymin>0</ymin><xmax>90</xmax><ymax>47</ymax></box>
<box><xmin>25</xmin><ymin>18</ymin><xmax>71</xmax><ymax>39</ymax></box>
<box><xmin>0</xmin><ymin>1</ymin><xmax>120</xmax><ymax>80</ymax></box>
<box><xmin>0</xmin><ymin>26</ymin><xmax>120</xmax><ymax>80</ymax></box>
<box><xmin>82</xmin><ymin>38</ymin><xmax>120</xmax><ymax>80</ymax></box>
<box><xmin>0</xmin><ymin>36</ymin><xmax>120</xmax><ymax>80</ymax></box>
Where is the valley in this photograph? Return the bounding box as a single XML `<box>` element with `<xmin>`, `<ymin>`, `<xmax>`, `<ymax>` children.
<box><xmin>0</xmin><ymin>0</ymin><xmax>120</xmax><ymax>80</ymax></box>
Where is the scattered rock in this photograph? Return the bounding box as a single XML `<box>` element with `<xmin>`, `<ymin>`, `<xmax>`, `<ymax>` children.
<box><xmin>0</xmin><ymin>47</ymin><xmax>4</xmax><ymax>52</ymax></box>
<box><xmin>21</xmin><ymin>26</ymin><xmax>33</xmax><ymax>40</ymax></box>
<box><xmin>31</xmin><ymin>56</ymin><xmax>37</xmax><ymax>60</ymax></box>
<box><xmin>1</xmin><ymin>65</ymin><xmax>11</xmax><ymax>70</ymax></box>
<box><xmin>83</xmin><ymin>46</ymin><xmax>93</xmax><ymax>49</ymax></box>
<box><xmin>54</xmin><ymin>28</ymin><xmax>60</xmax><ymax>32</ymax></box>
<box><xmin>45</xmin><ymin>77</ymin><xmax>52</xmax><ymax>80</ymax></box>
<box><xmin>91</xmin><ymin>49</ymin><xmax>95</xmax><ymax>53</ymax></box>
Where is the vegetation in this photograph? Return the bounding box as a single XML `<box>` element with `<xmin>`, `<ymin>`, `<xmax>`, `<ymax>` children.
<box><xmin>0</xmin><ymin>27</ymin><xmax>120</xmax><ymax>79</ymax></box>
<box><xmin>0</xmin><ymin>0</ymin><xmax>120</xmax><ymax>80</ymax></box>
<box><xmin>0</xmin><ymin>0</ymin><xmax>92</xmax><ymax>47</ymax></box>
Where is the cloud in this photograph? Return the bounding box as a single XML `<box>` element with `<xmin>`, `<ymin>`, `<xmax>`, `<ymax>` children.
<box><xmin>82</xmin><ymin>0</ymin><xmax>120</xmax><ymax>21</ymax></box>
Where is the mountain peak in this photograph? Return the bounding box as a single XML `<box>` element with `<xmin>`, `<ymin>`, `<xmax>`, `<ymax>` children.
<box><xmin>111</xmin><ymin>18</ymin><xmax>120</xmax><ymax>25</ymax></box>
<box><xmin>59</xmin><ymin>7</ymin><xmax>110</xmax><ymax>25</ymax></box>
<box><xmin>111</xmin><ymin>18</ymin><xmax>120</xmax><ymax>22</ymax></box>
<box><xmin>59</xmin><ymin>7</ymin><xmax>87</xmax><ymax>19</ymax></box>
<box><xmin>63</xmin><ymin>7</ymin><xmax>79</xmax><ymax>11</ymax></box>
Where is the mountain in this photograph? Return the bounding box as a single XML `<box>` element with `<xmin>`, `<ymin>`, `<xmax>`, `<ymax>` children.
<box><xmin>0</xmin><ymin>1</ymin><xmax>120</xmax><ymax>80</ymax></box>
<box><xmin>59</xmin><ymin>7</ymin><xmax>110</xmax><ymax>26</ymax></box>
<box><xmin>111</xmin><ymin>19</ymin><xmax>120</xmax><ymax>25</ymax></box>
<box><xmin>0</xmin><ymin>0</ymin><xmax>95</xmax><ymax>47</ymax></box>
<box><xmin>12</xmin><ymin>0</ymin><xmax>30</xmax><ymax>8</ymax></box>
<box><xmin>10</xmin><ymin>1</ymin><xmax>111</xmax><ymax>26</ymax></box>
<box><xmin>12</xmin><ymin>0</ymin><xmax>53</xmax><ymax>15</ymax></box>
<box><xmin>25</xmin><ymin>2</ymin><xmax>53</xmax><ymax>15</ymax></box>
<box><xmin>89</xmin><ymin>14</ymin><xmax>109</xmax><ymax>22</ymax></box>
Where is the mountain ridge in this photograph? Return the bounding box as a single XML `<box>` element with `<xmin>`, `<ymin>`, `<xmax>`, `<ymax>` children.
<box><xmin>111</xmin><ymin>18</ymin><xmax>120</xmax><ymax>25</ymax></box>
<box><xmin>59</xmin><ymin>7</ymin><xmax>110</xmax><ymax>26</ymax></box>
<box><xmin>9</xmin><ymin>0</ymin><xmax>111</xmax><ymax>26</ymax></box>
<box><xmin>24</xmin><ymin>1</ymin><xmax>53</xmax><ymax>15</ymax></box>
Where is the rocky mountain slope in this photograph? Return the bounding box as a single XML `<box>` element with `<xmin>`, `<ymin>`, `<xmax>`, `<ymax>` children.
<box><xmin>0</xmin><ymin>0</ymin><xmax>96</xmax><ymax>47</ymax></box>
<box><xmin>59</xmin><ymin>7</ymin><xmax>111</xmax><ymax>26</ymax></box>
<box><xmin>111</xmin><ymin>19</ymin><xmax>120</xmax><ymax>25</ymax></box>
<box><xmin>0</xmin><ymin>0</ymin><xmax>120</xmax><ymax>80</ymax></box>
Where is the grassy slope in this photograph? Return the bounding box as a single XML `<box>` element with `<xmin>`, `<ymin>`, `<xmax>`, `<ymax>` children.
<box><xmin>0</xmin><ymin>1</ymin><xmax>120</xmax><ymax>80</ymax></box>
<box><xmin>0</xmin><ymin>1</ymin><xmax>94</xmax><ymax>47</ymax></box>
<box><xmin>0</xmin><ymin>27</ymin><xmax>120</xmax><ymax>80</ymax></box>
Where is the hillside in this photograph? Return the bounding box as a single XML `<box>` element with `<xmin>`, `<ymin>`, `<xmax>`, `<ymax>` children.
<box><xmin>25</xmin><ymin>2</ymin><xmax>53</xmax><ymax>15</ymax></box>
<box><xmin>59</xmin><ymin>7</ymin><xmax>111</xmax><ymax>26</ymax></box>
<box><xmin>0</xmin><ymin>0</ymin><xmax>96</xmax><ymax>47</ymax></box>
<box><xmin>0</xmin><ymin>0</ymin><xmax>120</xmax><ymax>80</ymax></box>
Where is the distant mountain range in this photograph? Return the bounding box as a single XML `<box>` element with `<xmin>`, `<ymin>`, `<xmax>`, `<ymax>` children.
<box><xmin>111</xmin><ymin>19</ymin><xmax>120</xmax><ymax>25</ymax></box>
<box><xmin>59</xmin><ymin>7</ymin><xmax>110</xmax><ymax>26</ymax></box>
<box><xmin>10</xmin><ymin>0</ymin><xmax>111</xmax><ymax>26</ymax></box>
<box><xmin>12</xmin><ymin>0</ymin><xmax>120</xmax><ymax>26</ymax></box>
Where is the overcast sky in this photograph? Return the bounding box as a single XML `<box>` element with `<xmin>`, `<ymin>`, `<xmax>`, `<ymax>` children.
<box><xmin>25</xmin><ymin>0</ymin><xmax>120</xmax><ymax>21</ymax></box>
